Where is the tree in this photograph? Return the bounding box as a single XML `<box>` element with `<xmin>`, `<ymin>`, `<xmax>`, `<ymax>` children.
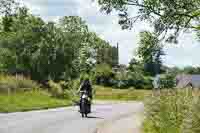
<box><xmin>128</xmin><ymin>57</ymin><xmax>143</xmax><ymax>73</ymax></box>
<box><xmin>59</xmin><ymin>16</ymin><xmax>116</xmax><ymax>75</ymax></box>
<box><xmin>0</xmin><ymin>7</ymin><xmax>45</xmax><ymax>75</ymax></box>
<box><xmin>0</xmin><ymin>47</ymin><xmax>16</xmax><ymax>72</ymax></box>
<box><xmin>59</xmin><ymin>16</ymin><xmax>96</xmax><ymax>75</ymax></box>
<box><xmin>96</xmin><ymin>44</ymin><xmax>119</xmax><ymax>67</ymax></box>
<box><xmin>97</xmin><ymin>0</ymin><xmax>200</xmax><ymax>42</ymax></box>
<box><xmin>0</xmin><ymin>0</ymin><xmax>18</xmax><ymax>32</ymax></box>
<box><xmin>94</xmin><ymin>63</ymin><xmax>113</xmax><ymax>85</ymax></box>
<box><xmin>0</xmin><ymin>4</ymin><xmax>116</xmax><ymax>82</ymax></box>
<box><xmin>182</xmin><ymin>66</ymin><xmax>200</xmax><ymax>74</ymax></box>
<box><xmin>59</xmin><ymin>16</ymin><xmax>88</xmax><ymax>33</ymax></box>
<box><xmin>0</xmin><ymin>8</ymin><xmax>74</xmax><ymax>81</ymax></box>
<box><xmin>30</xmin><ymin>22</ymin><xmax>74</xmax><ymax>81</ymax></box>
<box><xmin>0</xmin><ymin>0</ymin><xmax>18</xmax><ymax>15</ymax></box>
<box><xmin>137</xmin><ymin>31</ymin><xmax>165</xmax><ymax>76</ymax></box>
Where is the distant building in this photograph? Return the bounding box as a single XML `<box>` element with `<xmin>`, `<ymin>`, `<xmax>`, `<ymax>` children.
<box><xmin>176</xmin><ymin>74</ymin><xmax>200</xmax><ymax>88</ymax></box>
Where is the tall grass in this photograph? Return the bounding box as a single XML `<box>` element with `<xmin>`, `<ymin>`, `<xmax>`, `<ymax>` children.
<box><xmin>0</xmin><ymin>74</ymin><xmax>39</xmax><ymax>93</ymax></box>
<box><xmin>143</xmin><ymin>89</ymin><xmax>200</xmax><ymax>133</ymax></box>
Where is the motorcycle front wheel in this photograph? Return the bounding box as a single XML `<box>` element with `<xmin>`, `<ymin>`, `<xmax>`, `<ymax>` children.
<box><xmin>81</xmin><ymin>113</ymin><xmax>84</xmax><ymax>118</ymax></box>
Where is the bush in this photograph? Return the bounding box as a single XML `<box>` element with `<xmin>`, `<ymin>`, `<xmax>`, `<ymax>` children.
<box><xmin>47</xmin><ymin>79</ymin><xmax>81</xmax><ymax>99</ymax></box>
<box><xmin>93</xmin><ymin>63</ymin><xmax>113</xmax><ymax>86</ymax></box>
<box><xmin>52</xmin><ymin>79</ymin><xmax>81</xmax><ymax>100</ymax></box>
<box><xmin>0</xmin><ymin>74</ymin><xmax>39</xmax><ymax>93</ymax></box>
<box><xmin>141</xmin><ymin>76</ymin><xmax>153</xmax><ymax>89</ymax></box>
<box><xmin>106</xmin><ymin>75</ymin><xmax>153</xmax><ymax>89</ymax></box>
<box><xmin>48</xmin><ymin>80</ymin><xmax>64</xmax><ymax>98</ymax></box>
<box><xmin>64</xmin><ymin>79</ymin><xmax>80</xmax><ymax>101</ymax></box>
<box><xmin>160</xmin><ymin>74</ymin><xmax>176</xmax><ymax>89</ymax></box>
<box><xmin>65</xmin><ymin>79</ymin><xmax>80</xmax><ymax>91</ymax></box>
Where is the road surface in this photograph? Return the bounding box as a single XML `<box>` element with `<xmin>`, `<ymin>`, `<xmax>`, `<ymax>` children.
<box><xmin>0</xmin><ymin>101</ymin><xmax>144</xmax><ymax>133</ymax></box>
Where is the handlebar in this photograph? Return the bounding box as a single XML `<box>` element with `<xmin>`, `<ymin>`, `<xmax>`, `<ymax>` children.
<box><xmin>79</xmin><ymin>90</ymin><xmax>87</xmax><ymax>93</ymax></box>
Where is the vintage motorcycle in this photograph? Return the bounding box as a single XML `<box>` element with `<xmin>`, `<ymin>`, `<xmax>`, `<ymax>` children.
<box><xmin>79</xmin><ymin>90</ymin><xmax>91</xmax><ymax>118</ymax></box>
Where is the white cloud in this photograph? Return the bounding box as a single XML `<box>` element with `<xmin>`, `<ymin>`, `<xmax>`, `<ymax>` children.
<box><xmin>21</xmin><ymin>0</ymin><xmax>200</xmax><ymax>67</ymax></box>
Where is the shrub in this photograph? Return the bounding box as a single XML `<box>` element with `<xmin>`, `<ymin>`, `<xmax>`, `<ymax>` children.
<box><xmin>64</xmin><ymin>79</ymin><xmax>80</xmax><ymax>100</ymax></box>
<box><xmin>15</xmin><ymin>75</ymin><xmax>39</xmax><ymax>89</ymax></box>
<box><xmin>48</xmin><ymin>80</ymin><xmax>64</xmax><ymax>98</ymax></box>
<box><xmin>139</xmin><ymin>76</ymin><xmax>153</xmax><ymax>90</ymax></box>
<box><xmin>65</xmin><ymin>79</ymin><xmax>80</xmax><ymax>91</ymax></box>
<box><xmin>94</xmin><ymin>63</ymin><xmax>113</xmax><ymax>85</ymax></box>
<box><xmin>0</xmin><ymin>74</ymin><xmax>39</xmax><ymax>93</ymax></box>
<box><xmin>160</xmin><ymin>74</ymin><xmax>176</xmax><ymax>89</ymax></box>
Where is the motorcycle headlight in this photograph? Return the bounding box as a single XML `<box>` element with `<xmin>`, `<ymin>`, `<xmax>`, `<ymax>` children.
<box><xmin>82</xmin><ymin>94</ymin><xmax>87</xmax><ymax>99</ymax></box>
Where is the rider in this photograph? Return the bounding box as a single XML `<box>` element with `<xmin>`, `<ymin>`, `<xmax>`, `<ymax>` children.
<box><xmin>78</xmin><ymin>77</ymin><xmax>93</xmax><ymax>112</ymax></box>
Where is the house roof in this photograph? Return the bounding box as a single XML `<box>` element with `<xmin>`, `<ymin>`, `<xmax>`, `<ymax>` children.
<box><xmin>176</xmin><ymin>74</ymin><xmax>200</xmax><ymax>88</ymax></box>
<box><xmin>191</xmin><ymin>75</ymin><xmax>200</xmax><ymax>88</ymax></box>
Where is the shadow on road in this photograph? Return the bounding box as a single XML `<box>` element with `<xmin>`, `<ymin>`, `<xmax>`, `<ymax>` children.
<box><xmin>86</xmin><ymin>116</ymin><xmax>104</xmax><ymax>119</ymax></box>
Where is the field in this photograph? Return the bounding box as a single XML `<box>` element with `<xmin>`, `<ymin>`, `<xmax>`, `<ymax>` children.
<box><xmin>94</xmin><ymin>86</ymin><xmax>152</xmax><ymax>101</ymax></box>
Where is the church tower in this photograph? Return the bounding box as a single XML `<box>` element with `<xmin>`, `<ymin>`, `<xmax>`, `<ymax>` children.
<box><xmin>116</xmin><ymin>42</ymin><xmax>119</xmax><ymax>66</ymax></box>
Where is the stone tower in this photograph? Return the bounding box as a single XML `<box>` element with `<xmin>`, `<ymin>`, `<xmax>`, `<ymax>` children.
<box><xmin>116</xmin><ymin>42</ymin><xmax>119</xmax><ymax>66</ymax></box>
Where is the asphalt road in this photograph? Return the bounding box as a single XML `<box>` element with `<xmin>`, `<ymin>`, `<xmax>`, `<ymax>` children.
<box><xmin>0</xmin><ymin>102</ymin><xmax>144</xmax><ymax>133</ymax></box>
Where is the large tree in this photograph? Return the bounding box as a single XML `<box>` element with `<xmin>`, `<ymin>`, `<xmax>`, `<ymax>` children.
<box><xmin>59</xmin><ymin>16</ymin><xmax>100</xmax><ymax>74</ymax></box>
<box><xmin>0</xmin><ymin>2</ymin><xmax>116</xmax><ymax>81</ymax></box>
<box><xmin>137</xmin><ymin>31</ymin><xmax>165</xmax><ymax>75</ymax></box>
<box><xmin>97</xmin><ymin>0</ymin><xmax>200</xmax><ymax>42</ymax></box>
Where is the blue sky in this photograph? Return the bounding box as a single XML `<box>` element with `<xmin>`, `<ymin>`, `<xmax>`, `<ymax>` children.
<box><xmin>20</xmin><ymin>0</ymin><xmax>200</xmax><ymax>67</ymax></box>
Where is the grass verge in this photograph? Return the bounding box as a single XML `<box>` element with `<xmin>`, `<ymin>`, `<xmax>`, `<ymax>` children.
<box><xmin>0</xmin><ymin>91</ymin><xmax>71</xmax><ymax>113</ymax></box>
<box><xmin>0</xmin><ymin>85</ymin><xmax>152</xmax><ymax>113</ymax></box>
<box><xmin>94</xmin><ymin>86</ymin><xmax>152</xmax><ymax>101</ymax></box>
<box><xmin>142</xmin><ymin>89</ymin><xmax>200</xmax><ymax>133</ymax></box>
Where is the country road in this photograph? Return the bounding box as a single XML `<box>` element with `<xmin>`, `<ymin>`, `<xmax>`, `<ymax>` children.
<box><xmin>0</xmin><ymin>102</ymin><xmax>144</xmax><ymax>133</ymax></box>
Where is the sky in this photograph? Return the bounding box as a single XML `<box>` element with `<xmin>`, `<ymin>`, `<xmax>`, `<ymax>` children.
<box><xmin>20</xmin><ymin>0</ymin><xmax>200</xmax><ymax>68</ymax></box>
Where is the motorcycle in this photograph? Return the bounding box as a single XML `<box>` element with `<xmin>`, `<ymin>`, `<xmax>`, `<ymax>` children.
<box><xmin>79</xmin><ymin>90</ymin><xmax>91</xmax><ymax>118</ymax></box>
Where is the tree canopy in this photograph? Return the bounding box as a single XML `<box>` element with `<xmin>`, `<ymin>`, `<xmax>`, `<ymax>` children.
<box><xmin>0</xmin><ymin>3</ymin><xmax>119</xmax><ymax>82</ymax></box>
<box><xmin>97</xmin><ymin>0</ymin><xmax>200</xmax><ymax>42</ymax></box>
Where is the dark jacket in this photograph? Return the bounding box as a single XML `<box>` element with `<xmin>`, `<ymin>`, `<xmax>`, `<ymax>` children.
<box><xmin>79</xmin><ymin>80</ymin><xmax>92</xmax><ymax>99</ymax></box>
